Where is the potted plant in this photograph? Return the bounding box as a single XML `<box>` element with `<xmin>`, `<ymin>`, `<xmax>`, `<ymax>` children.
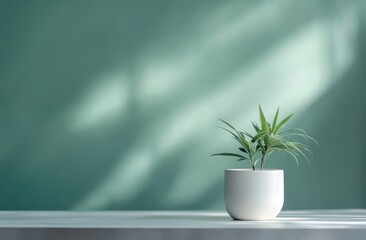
<box><xmin>212</xmin><ymin>105</ymin><xmax>317</xmax><ymax>220</ymax></box>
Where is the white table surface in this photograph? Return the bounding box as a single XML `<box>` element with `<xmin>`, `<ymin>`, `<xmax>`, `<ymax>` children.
<box><xmin>0</xmin><ymin>210</ymin><xmax>365</xmax><ymax>240</ymax></box>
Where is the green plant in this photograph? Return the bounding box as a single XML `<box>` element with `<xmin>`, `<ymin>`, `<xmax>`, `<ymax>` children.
<box><xmin>211</xmin><ymin>105</ymin><xmax>317</xmax><ymax>170</ymax></box>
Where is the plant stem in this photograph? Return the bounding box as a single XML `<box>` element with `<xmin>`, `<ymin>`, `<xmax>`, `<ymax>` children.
<box><xmin>260</xmin><ymin>155</ymin><xmax>265</xmax><ymax>170</ymax></box>
<box><xmin>250</xmin><ymin>158</ymin><xmax>255</xmax><ymax>170</ymax></box>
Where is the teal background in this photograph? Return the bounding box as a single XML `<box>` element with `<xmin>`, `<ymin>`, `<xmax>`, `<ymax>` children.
<box><xmin>0</xmin><ymin>0</ymin><xmax>365</xmax><ymax>210</ymax></box>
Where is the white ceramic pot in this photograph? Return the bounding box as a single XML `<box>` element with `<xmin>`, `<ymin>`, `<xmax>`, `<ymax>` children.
<box><xmin>225</xmin><ymin>169</ymin><xmax>284</xmax><ymax>221</ymax></box>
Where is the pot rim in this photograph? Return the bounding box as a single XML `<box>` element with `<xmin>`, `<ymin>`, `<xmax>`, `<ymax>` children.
<box><xmin>225</xmin><ymin>168</ymin><xmax>283</xmax><ymax>172</ymax></box>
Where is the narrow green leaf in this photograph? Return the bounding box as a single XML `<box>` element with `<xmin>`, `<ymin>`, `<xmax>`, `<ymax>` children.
<box><xmin>252</xmin><ymin>131</ymin><xmax>268</xmax><ymax>142</ymax></box>
<box><xmin>238</xmin><ymin>131</ymin><xmax>246</xmax><ymax>141</ymax></box>
<box><xmin>268</xmin><ymin>143</ymin><xmax>287</xmax><ymax>150</ymax></box>
<box><xmin>216</xmin><ymin>119</ymin><xmax>256</xmax><ymax>154</ymax></box>
<box><xmin>249</xmin><ymin>143</ymin><xmax>257</xmax><ymax>155</ymax></box>
<box><xmin>267</xmin><ymin>121</ymin><xmax>272</xmax><ymax>133</ymax></box>
<box><xmin>279</xmin><ymin>130</ymin><xmax>318</xmax><ymax>145</ymax></box>
<box><xmin>293</xmin><ymin>142</ymin><xmax>313</xmax><ymax>156</ymax></box>
<box><xmin>215</xmin><ymin>125</ymin><xmax>247</xmax><ymax>151</ymax></box>
<box><xmin>253</xmin><ymin>158</ymin><xmax>261</xmax><ymax>166</ymax></box>
<box><xmin>270</xmin><ymin>147</ymin><xmax>299</xmax><ymax>165</ymax></box>
<box><xmin>211</xmin><ymin>153</ymin><xmax>246</xmax><ymax>158</ymax></box>
<box><xmin>272</xmin><ymin>107</ymin><xmax>280</xmax><ymax>129</ymax></box>
<box><xmin>230</xmin><ymin>136</ymin><xmax>249</xmax><ymax>151</ymax></box>
<box><xmin>281</xmin><ymin>132</ymin><xmax>309</xmax><ymax>142</ymax></box>
<box><xmin>252</xmin><ymin>121</ymin><xmax>261</xmax><ymax>133</ymax></box>
<box><xmin>296</xmin><ymin>134</ymin><xmax>319</xmax><ymax>145</ymax></box>
<box><xmin>279</xmin><ymin>128</ymin><xmax>307</xmax><ymax>135</ymax></box>
<box><xmin>242</xmin><ymin>131</ymin><xmax>254</xmax><ymax>139</ymax></box>
<box><xmin>217</xmin><ymin>118</ymin><xmax>237</xmax><ymax>131</ymax></box>
<box><xmin>269</xmin><ymin>138</ymin><xmax>295</xmax><ymax>153</ymax></box>
<box><xmin>239</xmin><ymin>147</ymin><xmax>247</xmax><ymax>153</ymax></box>
<box><xmin>236</xmin><ymin>132</ymin><xmax>250</xmax><ymax>153</ymax></box>
<box><xmin>259</xmin><ymin>105</ymin><xmax>268</xmax><ymax>132</ymax></box>
<box><xmin>273</xmin><ymin>113</ymin><xmax>294</xmax><ymax>134</ymax></box>
<box><xmin>286</xmin><ymin>142</ymin><xmax>308</xmax><ymax>161</ymax></box>
<box><xmin>214</xmin><ymin>126</ymin><xmax>237</xmax><ymax>139</ymax></box>
<box><xmin>256</xmin><ymin>144</ymin><xmax>262</xmax><ymax>151</ymax></box>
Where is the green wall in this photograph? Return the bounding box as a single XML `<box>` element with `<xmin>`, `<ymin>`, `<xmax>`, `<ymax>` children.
<box><xmin>0</xmin><ymin>0</ymin><xmax>365</xmax><ymax>210</ymax></box>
